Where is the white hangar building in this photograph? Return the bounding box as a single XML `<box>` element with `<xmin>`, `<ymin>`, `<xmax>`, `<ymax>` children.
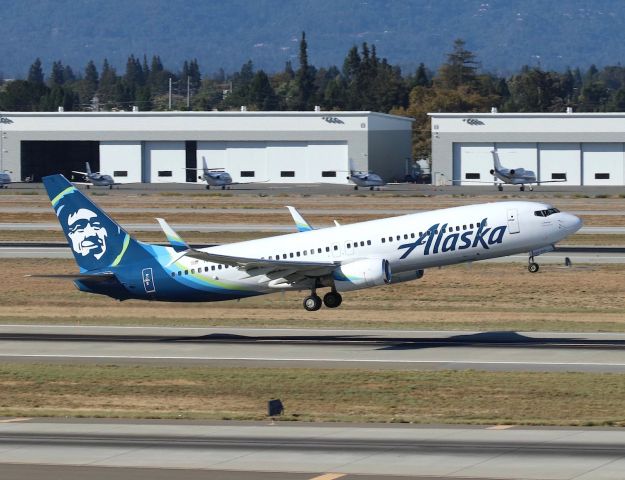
<box><xmin>0</xmin><ymin>111</ymin><xmax>413</xmax><ymax>184</ymax></box>
<box><xmin>429</xmin><ymin>112</ymin><xmax>625</xmax><ymax>186</ymax></box>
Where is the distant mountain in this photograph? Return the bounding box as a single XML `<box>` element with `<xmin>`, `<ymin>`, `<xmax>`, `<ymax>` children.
<box><xmin>3</xmin><ymin>0</ymin><xmax>625</xmax><ymax>78</ymax></box>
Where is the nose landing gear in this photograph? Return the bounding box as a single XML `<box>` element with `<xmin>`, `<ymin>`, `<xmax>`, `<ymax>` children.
<box><xmin>528</xmin><ymin>253</ymin><xmax>540</xmax><ymax>273</ymax></box>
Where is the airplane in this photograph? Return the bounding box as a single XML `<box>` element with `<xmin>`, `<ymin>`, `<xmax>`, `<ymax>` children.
<box><xmin>186</xmin><ymin>157</ymin><xmax>267</xmax><ymax>190</ymax></box>
<box><xmin>0</xmin><ymin>171</ymin><xmax>13</xmax><ymax>188</ymax></box>
<box><xmin>459</xmin><ymin>150</ymin><xmax>567</xmax><ymax>192</ymax></box>
<box><xmin>347</xmin><ymin>170</ymin><xmax>386</xmax><ymax>190</ymax></box>
<box><xmin>37</xmin><ymin>174</ymin><xmax>582</xmax><ymax>311</ymax></box>
<box><xmin>0</xmin><ymin>170</ymin><xmax>33</xmax><ymax>188</ymax></box>
<box><xmin>72</xmin><ymin>162</ymin><xmax>116</xmax><ymax>189</ymax></box>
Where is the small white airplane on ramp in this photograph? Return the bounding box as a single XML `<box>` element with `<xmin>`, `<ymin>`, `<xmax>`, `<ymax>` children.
<box><xmin>72</xmin><ymin>162</ymin><xmax>116</xmax><ymax>189</ymax></box>
<box><xmin>459</xmin><ymin>150</ymin><xmax>568</xmax><ymax>191</ymax></box>
<box><xmin>0</xmin><ymin>170</ymin><xmax>33</xmax><ymax>188</ymax></box>
<box><xmin>186</xmin><ymin>157</ymin><xmax>268</xmax><ymax>190</ymax></box>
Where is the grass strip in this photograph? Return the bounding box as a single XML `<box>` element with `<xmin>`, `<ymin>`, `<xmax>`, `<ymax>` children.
<box><xmin>1</xmin><ymin>363</ymin><xmax>625</xmax><ymax>426</ymax></box>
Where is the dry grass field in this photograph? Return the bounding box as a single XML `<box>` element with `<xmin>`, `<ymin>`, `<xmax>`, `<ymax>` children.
<box><xmin>2</xmin><ymin>363</ymin><xmax>625</xmax><ymax>426</ymax></box>
<box><xmin>2</xmin><ymin>258</ymin><xmax>624</xmax><ymax>332</ymax></box>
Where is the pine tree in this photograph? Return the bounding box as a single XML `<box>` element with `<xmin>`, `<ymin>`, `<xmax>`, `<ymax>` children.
<box><xmin>437</xmin><ymin>39</ymin><xmax>479</xmax><ymax>89</ymax></box>
<box><xmin>27</xmin><ymin>58</ymin><xmax>44</xmax><ymax>85</ymax></box>
<box><xmin>49</xmin><ymin>61</ymin><xmax>65</xmax><ymax>86</ymax></box>
<box><xmin>294</xmin><ymin>31</ymin><xmax>315</xmax><ymax>110</ymax></box>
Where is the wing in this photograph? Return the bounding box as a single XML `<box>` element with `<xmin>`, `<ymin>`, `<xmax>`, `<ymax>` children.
<box><xmin>534</xmin><ymin>179</ymin><xmax>568</xmax><ymax>184</ymax></box>
<box><xmin>156</xmin><ymin>217</ymin><xmax>338</xmax><ymax>279</ymax></box>
<box><xmin>71</xmin><ymin>171</ymin><xmax>88</xmax><ymax>176</ymax></box>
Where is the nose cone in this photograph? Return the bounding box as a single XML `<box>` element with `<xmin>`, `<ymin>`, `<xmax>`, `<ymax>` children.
<box><xmin>561</xmin><ymin>212</ymin><xmax>583</xmax><ymax>234</ymax></box>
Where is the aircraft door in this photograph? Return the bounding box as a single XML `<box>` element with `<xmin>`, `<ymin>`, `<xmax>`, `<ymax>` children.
<box><xmin>507</xmin><ymin>209</ymin><xmax>520</xmax><ymax>234</ymax></box>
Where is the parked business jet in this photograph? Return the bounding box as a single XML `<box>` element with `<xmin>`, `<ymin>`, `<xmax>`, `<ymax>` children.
<box><xmin>72</xmin><ymin>162</ymin><xmax>116</xmax><ymax>189</ymax></box>
<box><xmin>490</xmin><ymin>150</ymin><xmax>567</xmax><ymax>191</ymax></box>
<box><xmin>0</xmin><ymin>170</ymin><xmax>33</xmax><ymax>188</ymax></box>
<box><xmin>40</xmin><ymin>174</ymin><xmax>581</xmax><ymax>311</ymax></box>
<box><xmin>347</xmin><ymin>170</ymin><xmax>386</xmax><ymax>190</ymax></box>
<box><xmin>186</xmin><ymin>157</ymin><xmax>267</xmax><ymax>190</ymax></box>
<box><xmin>0</xmin><ymin>171</ymin><xmax>14</xmax><ymax>188</ymax></box>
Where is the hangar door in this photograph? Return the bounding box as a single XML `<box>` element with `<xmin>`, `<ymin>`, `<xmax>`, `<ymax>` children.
<box><xmin>196</xmin><ymin>141</ymin><xmax>349</xmax><ymax>184</ymax></box>
<box><xmin>100</xmin><ymin>141</ymin><xmax>142</xmax><ymax>183</ymax></box>
<box><xmin>539</xmin><ymin>143</ymin><xmax>581</xmax><ymax>185</ymax></box>
<box><xmin>21</xmin><ymin>141</ymin><xmax>99</xmax><ymax>182</ymax></box>
<box><xmin>144</xmin><ymin>141</ymin><xmax>186</xmax><ymax>183</ymax></box>
<box><xmin>453</xmin><ymin>143</ymin><xmax>493</xmax><ymax>185</ymax></box>
<box><xmin>582</xmin><ymin>143</ymin><xmax>625</xmax><ymax>186</ymax></box>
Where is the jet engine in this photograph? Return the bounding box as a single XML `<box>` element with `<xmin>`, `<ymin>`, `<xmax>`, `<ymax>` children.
<box><xmin>509</xmin><ymin>169</ymin><xmax>516</xmax><ymax>175</ymax></box>
<box><xmin>332</xmin><ymin>259</ymin><xmax>391</xmax><ymax>292</ymax></box>
<box><xmin>489</xmin><ymin>169</ymin><xmax>495</xmax><ymax>175</ymax></box>
<box><xmin>389</xmin><ymin>269</ymin><xmax>424</xmax><ymax>284</ymax></box>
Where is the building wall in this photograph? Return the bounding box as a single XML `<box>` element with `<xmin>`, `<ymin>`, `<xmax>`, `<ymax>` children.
<box><xmin>430</xmin><ymin>113</ymin><xmax>625</xmax><ymax>186</ymax></box>
<box><xmin>0</xmin><ymin>112</ymin><xmax>413</xmax><ymax>183</ymax></box>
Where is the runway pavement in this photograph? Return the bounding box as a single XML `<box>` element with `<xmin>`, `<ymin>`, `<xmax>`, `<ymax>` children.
<box><xmin>1</xmin><ymin>418</ymin><xmax>625</xmax><ymax>479</ymax></box>
<box><xmin>3</xmin><ymin>326</ymin><xmax>625</xmax><ymax>373</ymax></box>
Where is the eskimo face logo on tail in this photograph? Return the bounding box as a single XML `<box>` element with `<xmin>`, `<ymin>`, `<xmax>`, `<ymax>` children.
<box><xmin>398</xmin><ymin>218</ymin><xmax>507</xmax><ymax>259</ymax></box>
<box><xmin>67</xmin><ymin>208</ymin><xmax>108</xmax><ymax>259</ymax></box>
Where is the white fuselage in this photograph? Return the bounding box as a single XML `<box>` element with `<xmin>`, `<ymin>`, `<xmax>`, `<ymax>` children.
<box><xmin>494</xmin><ymin>168</ymin><xmax>537</xmax><ymax>185</ymax></box>
<box><xmin>160</xmin><ymin>201</ymin><xmax>581</xmax><ymax>294</ymax></box>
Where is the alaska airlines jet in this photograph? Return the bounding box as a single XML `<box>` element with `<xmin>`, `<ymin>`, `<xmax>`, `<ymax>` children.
<box><xmin>41</xmin><ymin>174</ymin><xmax>582</xmax><ymax>311</ymax></box>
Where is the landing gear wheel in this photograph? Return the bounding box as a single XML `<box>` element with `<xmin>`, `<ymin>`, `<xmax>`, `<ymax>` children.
<box><xmin>205</xmin><ymin>185</ymin><xmax>210</xmax><ymax>190</ymax></box>
<box><xmin>529</xmin><ymin>185</ymin><xmax>534</xmax><ymax>191</ymax></box>
<box><xmin>497</xmin><ymin>184</ymin><xmax>503</xmax><ymax>191</ymax></box>
<box><xmin>354</xmin><ymin>185</ymin><xmax>359</xmax><ymax>190</ymax></box>
<box><xmin>370</xmin><ymin>186</ymin><xmax>374</xmax><ymax>191</ymax></box>
<box><xmin>109</xmin><ymin>185</ymin><xmax>113</xmax><ymax>190</ymax></box>
<box><xmin>221</xmin><ymin>185</ymin><xmax>226</xmax><ymax>190</ymax></box>
<box><xmin>520</xmin><ymin>185</ymin><xmax>525</xmax><ymax>191</ymax></box>
<box><xmin>303</xmin><ymin>295</ymin><xmax>322</xmax><ymax>311</ymax></box>
<box><xmin>323</xmin><ymin>291</ymin><xmax>343</xmax><ymax>308</ymax></box>
<box><xmin>528</xmin><ymin>262</ymin><xmax>539</xmax><ymax>273</ymax></box>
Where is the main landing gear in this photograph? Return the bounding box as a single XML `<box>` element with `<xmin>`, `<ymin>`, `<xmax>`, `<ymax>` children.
<box><xmin>303</xmin><ymin>288</ymin><xmax>343</xmax><ymax>311</ymax></box>
<box><xmin>528</xmin><ymin>253</ymin><xmax>540</xmax><ymax>273</ymax></box>
<box><xmin>519</xmin><ymin>184</ymin><xmax>534</xmax><ymax>192</ymax></box>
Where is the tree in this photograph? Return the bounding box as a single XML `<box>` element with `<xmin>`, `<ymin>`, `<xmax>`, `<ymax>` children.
<box><xmin>49</xmin><ymin>61</ymin><xmax>65</xmax><ymax>86</ymax></box>
<box><xmin>249</xmin><ymin>70</ymin><xmax>278</xmax><ymax>110</ymax></box>
<box><xmin>437</xmin><ymin>39</ymin><xmax>479</xmax><ymax>89</ymax></box>
<box><xmin>294</xmin><ymin>32</ymin><xmax>315</xmax><ymax>110</ymax></box>
<box><xmin>27</xmin><ymin>58</ymin><xmax>44</xmax><ymax>85</ymax></box>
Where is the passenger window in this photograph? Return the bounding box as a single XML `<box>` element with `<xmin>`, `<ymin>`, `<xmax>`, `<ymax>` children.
<box><xmin>360</xmin><ymin>241</ymin><xmax>364</xmax><ymax>246</ymax></box>
<box><xmin>347</xmin><ymin>243</ymin><xmax>351</xmax><ymax>248</ymax></box>
<box><xmin>211</xmin><ymin>266</ymin><xmax>215</xmax><ymax>271</ymax></box>
<box><xmin>463</xmin><ymin>225</ymin><xmax>466</xmax><ymax>230</ymax></box>
<box><xmin>333</xmin><ymin>245</ymin><xmax>338</xmax><ymax>251</ymax></box>
<box><xmin>205</xmin><ymin>266</ymin><xmax>209</xmax><ymax>272</ymax></box>
<box><xmin>404</xmin><ymin>234</ymin><xmax>408</xmax><ymax>239</ymax></box>
<box><xmin>367</xmin><ymin>240</ymin><xmax>371</xmax><ymax>245</ymax></box>
<box><xmin>381</xmin><ymin>238</ymin><xmax>386</xmax><ymax>243</ymax></box>
<box><xmin>290</xmin><ymin>253</ymin><xmax>294</xmax><ymax>258</ymax></box>
<box><xmin>185</xmin><ymin>270</ymin><xmax>188</xmax><ymax>275</ymax></box>
<box><xmin>177</xmin><ymin>271</ymin><xmax>181</xmax><ymax>276</ymax></box>
<box><xmin>303</xmin><ymin>250</ymin><xmax>307</xmax><ymax>256</ymax></box>
<box><xmin>218</xmin><ymin>265</ymin><xmax>222</xmax><ymax>270</ymax></box>
<box><xmin>326</xmin><ymin>247</ymin><xmax>330</xmax><ymax>252</ymax></box>
<box><xmin>470</xmin><ymin>224</ymin><xmax>474</xmax><ymax>229</ymax></box>
<box><xmin>396</xmin><ymin>235</ymin><xmax>400</xmax><ymax>241</ymax></box>
<box><xmin>410</xmin><ymin>233</ymin><xmax>415</xmax><ymax>238</ymax></box>
<box><xmin>388</xmin><ymin>237</ymin><xmax>392</xmax><ymax>242</ymax></box>
<box><xmin>283</xmin><ymin>254</ymin><xmax>287</xmax><ymax>259</ymax></box>
<box><xmin>317</xmin><ymin>248</ymin><xmax>322</xmax><ymax>253</ymax></box>
<box><xmin>310</xmin><ymin>249</ymin><xmax>314</xmax><ymax>254</ymax></box>
<box><xmin>296</xmin><ymin>252</ymin><xmax>300</xmax><ymax>257</ymax></box>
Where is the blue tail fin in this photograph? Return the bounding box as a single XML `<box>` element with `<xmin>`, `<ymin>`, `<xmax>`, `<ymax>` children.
<box><xmin>43</xmin><ymin>174</ymin><xmax>146</xmax><ymax>272</ymax></box>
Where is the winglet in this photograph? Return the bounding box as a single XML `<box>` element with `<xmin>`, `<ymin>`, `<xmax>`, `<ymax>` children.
<box><xmin>156</xmin><ymin>218</ymin><xmax>189</xmax><ymax>252</ymax></box>
<box><xmin>286</xmin><ymin>206</ymin><xmax>314</xmax><ymax>232</ymax></box>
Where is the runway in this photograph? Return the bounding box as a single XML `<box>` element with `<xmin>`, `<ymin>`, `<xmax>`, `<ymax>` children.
<box><xmin>3</xmin><ymin>326</ymin><xmax>625</xmax><ymax>373</ymax></box>
<box><xmin>2</xmin><ymin>418</ymin><xmax>625</xmax><ymax>479</ymax></box>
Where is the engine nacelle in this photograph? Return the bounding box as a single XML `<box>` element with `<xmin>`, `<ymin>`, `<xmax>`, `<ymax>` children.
<box><xmin>332</xmin><ymin>259</ymin><xmax>391</xmax><ymax>292</ymax></box>
<box><xmin>509</xmin><ymin>169</ymin><xmax>516</xmax><ymax>175</ymax></box>
<box><xmin>489</xmin><ymin>169</ymin><xmax>495</xmax><ymax>175</ymax></box>
<box><xmin>389</xmin><ymin>269</ymin><xmax>424</xmax><ymax>284</ymax></box>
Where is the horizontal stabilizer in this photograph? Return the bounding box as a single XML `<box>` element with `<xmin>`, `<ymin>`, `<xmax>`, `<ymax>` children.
<box><xmin>25</xmin><ymin>272</ymin><xmax>116</xmax><ymax>282</ymax></box>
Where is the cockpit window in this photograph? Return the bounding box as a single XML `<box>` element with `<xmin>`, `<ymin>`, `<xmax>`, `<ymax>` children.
<box><xmin>534</xmin><ymin>208</ymin><xmax>560</xmax><ymax>217</ymax></box>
